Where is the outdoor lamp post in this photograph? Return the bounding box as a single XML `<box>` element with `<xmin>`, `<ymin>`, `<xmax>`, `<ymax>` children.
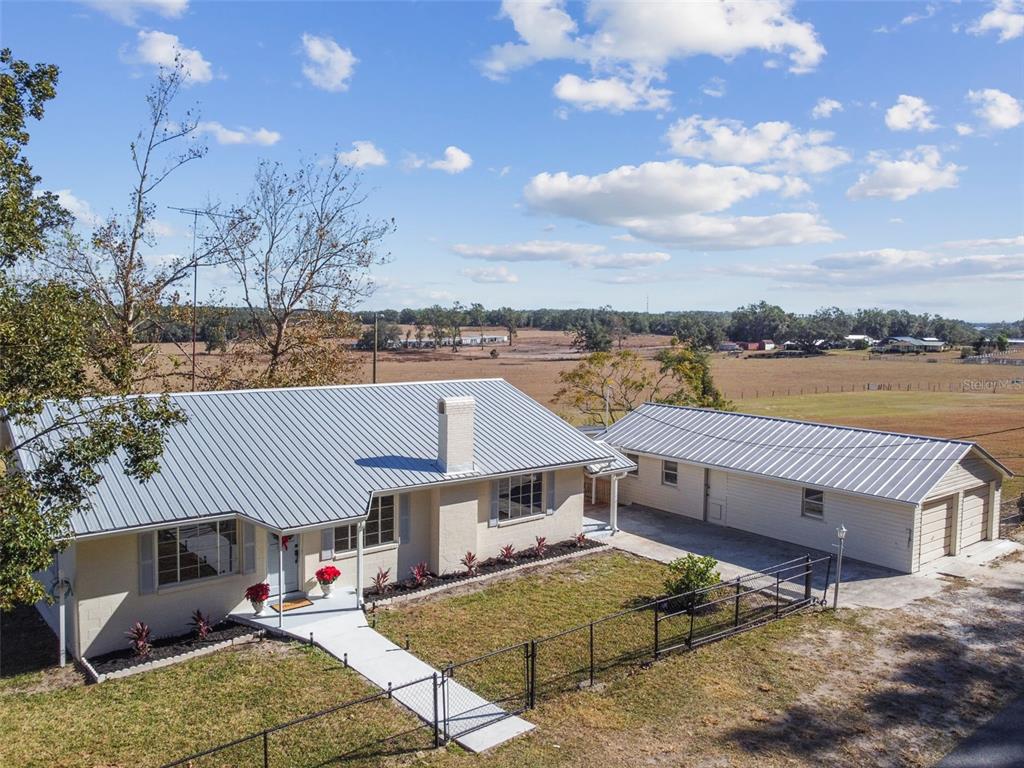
<box><xmin>833</xmin><ymin>524</ymin><xmax>847</xmax><ymax>611</ymax></box>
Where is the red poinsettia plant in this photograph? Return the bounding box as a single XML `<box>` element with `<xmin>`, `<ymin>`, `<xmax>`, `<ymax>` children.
<box><xmin>315</xmin><ymin>565</ymin><xmax>341</xmax><ymax>585</ymax></box>
<box><xmin>245</xmin><ymin>582</ymin><xmax>270</xmax><ymax>603</ymax></box>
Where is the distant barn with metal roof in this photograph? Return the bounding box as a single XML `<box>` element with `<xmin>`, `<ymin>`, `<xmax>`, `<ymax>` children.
<box><xmin>600</xmin><ymin>403</ymin><xmax>1007</xmax><ymax>505</ymax></box>
<box><xmin>8</xmin><ymin>379</ymin><xmax>627</xmax><ymax>536</ymax></box>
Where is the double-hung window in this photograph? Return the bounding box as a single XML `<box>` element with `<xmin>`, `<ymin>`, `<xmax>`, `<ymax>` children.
<box><xmin>497</xmin><ymin>473</ymin><xmax>544</xmax><ymax>521</ymax></box>
<box><xmin>662</xmin><ymin>460</ymin><xmax>678</xmax><ymax>486</ymax></box>
<box><xmin>801</xmin><ymin>488</ymin><xmax>825</xmax><ymax>520</ymax></box>
<box><xmin>157</xmin><ymin>520</ymin><xmax>237</xmax><ymax>586</ymax></box>
<box><xmin>335</xmin><ymin>495</ymin><xmax>396</xmax><ymax>553</ymax></box>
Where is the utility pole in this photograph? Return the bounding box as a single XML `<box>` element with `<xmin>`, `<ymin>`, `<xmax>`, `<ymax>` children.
<box><xmin>372</xmin><ymin>311</ymin><xmax>378</xmax><ymax>384</ymax></box>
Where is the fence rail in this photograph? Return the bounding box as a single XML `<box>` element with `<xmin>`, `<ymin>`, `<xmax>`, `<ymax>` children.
<box><xmin>160</xmin><ymin>555</ymin><xmax>832</xmax><ymax>768</ymax></box>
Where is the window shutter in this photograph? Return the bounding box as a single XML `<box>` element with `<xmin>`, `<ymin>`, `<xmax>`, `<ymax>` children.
<box><xmin>242</xmin><ymin>522</ymin><xmax>257</xmax><ymax>574</ymax></box>
<box><xmin>399</xmin><ymin>494</ymin><xmax>411</xmax><ymax>543</ymax></box>
<box><xmin>489</xmin><ymin>480</ymin><xmax>499</xmax><ymax>527</ymax></box>
<box><xmin>320</xmin><ymin>527</ymin><xmax>335</xmax><ymax>562</ymax></box>
<box><xmin>138</xmin><ymin>532</ymin><xmax>155</xmax><ymax>594</ymax></box>
<box><xmin>545</xmin><ymin>472</ymin><xmax>556</xmax><ymax>514</ymax></box>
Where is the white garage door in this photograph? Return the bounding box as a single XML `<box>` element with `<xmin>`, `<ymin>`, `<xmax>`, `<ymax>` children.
<box><xmin>960</xmin><ymin>486</ymin><xmax>990</xmax><ymax>547</ymax></box>
<box><xmin>920</xmin><ymin>497</ymin><xmax>954</xmax><ymax>565</ymax></box>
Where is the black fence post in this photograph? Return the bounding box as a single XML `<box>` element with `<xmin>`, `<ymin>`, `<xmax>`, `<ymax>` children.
<box><xmin>262</xmin><ymin>730</ymin><xmax>269</xmax><ymax>768</ymax></box>
<box><xmin>432</xmin><ymin>672</ymin><xmax>440</xmax><ymax>748</ymax></box>
<box><xmin>733</xmin><ymin>579</ymin><xmax>741</xmax><ymax>628</ymax></box>
<box><xmin>653</xmin><ymin>599</ymin><xmax>660</xmax><ymax>661</ymax></box>
<box><xmin>588</xmin><ymin>621</ymin><xmax>595</xmax><ymax>687</ymax></box>
<box><xmin>775</xmin><ymin>575</ymin><xmax>781</xmax><ymax>617</ymax></box>
<box><xmin>803</xmin><ymin>554</ymin><xmax>812</xmax><ymax>602</ymax></box>
<box><xmin>687</xmin><ymin>607</ymin><xmax>695</xmax><ymax>649</ymax></box>
<box><xmin>528</xmin><ymin>640</ymin><xmax>537</xmax><ymax>709</ymax></box>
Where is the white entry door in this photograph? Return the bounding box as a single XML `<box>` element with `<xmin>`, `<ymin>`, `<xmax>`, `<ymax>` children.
<box><xmin>268</xmin><ymin>532</ymin><xmax>300</xmax><ymax>597</ymax></box>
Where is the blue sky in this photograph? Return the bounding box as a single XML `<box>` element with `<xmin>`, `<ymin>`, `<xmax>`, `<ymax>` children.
<box><xmin>5</xmin><ymin>0</ymin><xmax>1023</xmax><ymax>319</ymax></box>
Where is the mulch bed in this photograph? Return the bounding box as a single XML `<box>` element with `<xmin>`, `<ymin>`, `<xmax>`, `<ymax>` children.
<box><xmin>363</xmin><ymin>537</ymin><xmax>604</xmax><ymax>603</ymax></box>
<box><xmin>88</xmin><ymin>620</ymin><xmax>253</xmax><ymax>676</ymax></box>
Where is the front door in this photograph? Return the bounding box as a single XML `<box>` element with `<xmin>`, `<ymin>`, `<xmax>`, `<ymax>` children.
<box><xmin>268</xmin><ymin>532</ymin><xmax>300</xmax><ymax>597</ymax></box>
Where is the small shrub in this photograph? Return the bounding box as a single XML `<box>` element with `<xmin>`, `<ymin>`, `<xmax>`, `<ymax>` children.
<box><xmin>410</xmin><ymin>562</ymin><xmax>430</xmax><ymax>587</ymax></box>
<box><xmin>574</xmin><ymin>532</ymin><xmax>587</xmax><ymax>547</ymax></box>
<box><xmin>126</xmin><ymin>621</ymin><xmax>152</xmax><ymax>658</ymax></box>
<box><xmin>533</xmin><ymin>536</ymin><xmax>548</xmax><ymax>557</ymax></box>
<box><xmin>372</xmin><ymin>567</ymin><xmax>391</xmax><ymax>594</ymax></box>
<box><xmin>190</xmin><ymin>610</ymin><xmax>211</xmax><ymax>641</ymax></box>
<box><xmin>461</xmin><ymin>550</ymin><xmax>480</xmax><ymax>576</ymax></box>
<box><xmin>245</xmin><ymin>582</ymin><xmax>270</xmax><ymax>603</ymax></box>
<box><xmin>664</xmin><ymin>554</ymin><xmax>720</xmax><ymax>610</ymax></box>
<box><xmin>499</xmin><ymin>544</ymin><xmax>516</xmax><ymax>563</ymax></box>
<box><xmin>489</xmin><ymin>348</ymin><xmax>499</xmax><ymax>358</ymax></box>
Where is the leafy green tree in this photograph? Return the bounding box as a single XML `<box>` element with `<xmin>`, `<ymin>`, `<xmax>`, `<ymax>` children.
<box><xmin>996</xmin><ymin>333</ymin><xmax>1009</xmax><ymax>352</ymax></box>
<box><xmin>0</xmin><ymin>50</ymin><xmax>182</xmax><ymax>611</ymax></box>
<box><xmin>0</xmin><ymin>49</ymin><xmax>70</xmax><ymax>266</ymax></box>
<box><xmin>497</xmin><ymin>306</ymin><xmax>519</xmax><ymax>346</ymax></box>
<box><xmin>555</xmin><ymin>349</ymin><xmax>658</xmax><ymax>425</ymax></box>
<box><xmin>654</xmin><ymin>340</ymin><xmax>733</xmax><ymax>410</ymax></box>
<box><xmin>566</xmin><ymin>319</ymin><xmax>612</xmax><ymax>352</ymax></box>
<box><xmin>727</xmin><ymin>301</ymin><xmax>788</xmax><ymax>342</ymax></box>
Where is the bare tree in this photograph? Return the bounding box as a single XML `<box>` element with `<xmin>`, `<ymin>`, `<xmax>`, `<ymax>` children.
<box><xmin>204</xmin><ymin>155</ymin><xmax>394</xmax><ymax>388</ymax></box>
<box><xmin>42</xmin><ymin>59</ymin><xmax>208</xmax><ymax>392</ymax></box>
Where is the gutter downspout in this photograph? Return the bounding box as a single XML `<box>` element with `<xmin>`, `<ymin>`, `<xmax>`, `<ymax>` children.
<box><xmin>277</xmin><ymin>542</ymin><xmax>284</xmax><ymax>630</ymax></box>
<box><xmin>57</xmin><ymin>552</ymin><xmax>66</xmax><ymax>668</ymax></box>
<box><xmin>355</xmin><ymin>521</ymin><xmax>365</xmax><ymax>609</ymax></box>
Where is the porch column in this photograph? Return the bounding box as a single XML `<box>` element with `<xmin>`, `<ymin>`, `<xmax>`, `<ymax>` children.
<box><xmin>57</xmin><ymin>551</ymin><xmax>66</xmax><ymax>668</ymax></box>
<box><xmin>610</xmin><ymin>474</ymin><xmax>619</xmax><ymax>534</ymax></box>
<box><xmin>355</xmin><ymin>521</ymin><xmax>365</xmax><ymax>609</ymax></box>
<box><xmin>277</xmin><ymin>538</ymin><xmax>284</xmax><ymax>629</ymax></box>
<box><xmin>591</xmin><ymin>476</ymin><xmax>596</xmax><ymax>504</ymax></box>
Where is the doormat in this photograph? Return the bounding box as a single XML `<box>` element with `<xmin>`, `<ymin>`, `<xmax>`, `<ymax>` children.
<box><xmin>269</xmin><ymin>598</ymin><xmax>313</xmax><ymax>613</ymax></box>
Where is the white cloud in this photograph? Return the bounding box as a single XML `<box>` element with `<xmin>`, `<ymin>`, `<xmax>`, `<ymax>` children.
<box><xmin>884</xmin><ymin>94</ymin><xmax>937</xmax><ymax>132</ymax></box>
<box><xmin>553</xmin><ymin>73</ymin><xmax>670</xmax><ymax>112</ymax></box>
<box><xmin>134</xmin><ymin>30</ymin><xmax>212</xmax><ymax>83</ymax></box>
<box><xmin>941</xmin><ymin>234</ymin><xmax>1024</xmax><ymax>249</ymax></box>
<box><xmin>427</xmin><ymin>146</ymin><xmax>473</xmax><ymax>174</ymax></box>
<box><xmin>955</xmin><ymin>123</ymin><xmax>975</xmax><ymax>136</ymax></box>
<box><xmin>523</xmin><ymin>160</ymin><xmax>839</xmax><ymax>249</ymax></box>
<box><xmin>452</xmin><ymin>239</ymin><xmax>671</xmax><ymax>269</ymax></box>
<box><xmin>969</xmin><ymin>0</ymin><xmax>1024</xmax><ymax>42</ymax></box>
<box><xmin>55</xmin><ymin>189</ymin><xmax>100</xmax><ymax>227</ymax></box>
<box><xmin>847</xmin><ymin>146</ymin><xmax>962</xmax><ymax>201</ymax></box>
<box><xmin>875</xmin><ymin>3</ymin><xmax>938</xmax><ymax>34</ymax></box>
<box><xmin>338</xmin><ymin>140</ymin><xmax>388</xmax><ymax>167</ymax></box>
<box><xmin>461</xmin><ymin>266</ymin><xmax>520</xmax><ymax>284</ymax></box>
<box><xmin>967</xmin><ymin>88</ymin><xmax>1024</xmax><ymax>130</ymax></box>
<box><xmin>665</xmin><ymin>115</ymin><xmax>851</xmax><ymax>174</ymax></box>
<box><xmin>149</xmin><ymin>219</ymin><xmax>176</xmax><ymax>237</ymax></box>
<box><xmin>198</xmin><ymin>121</ymin><xmax>281</xmax><ymax>146</ymax></box>
<box><xmin>728</xmin><ymin>247</ymin><xmax>1024</xmax><ymax>286</ymax></box>
<box><xmin>81</xmin><ymin>0</ymin><xmax>188</xmax><ymax>25</ymax></box>
<box><xmin>811</xmin><ymin>97</ymin><xmax>842</xmax><ymax>119</ymax></box>
<box><xmin>701</xmin><ymin>77</ymin><xmax>726</xmax><ymax>98</ymax></box>
<box><xmin>486</xmin><ymin>0</ymin><xmax>825</xmax><ymax>75</ymax></box>
<box><xmin>300</xmin><ymin>33</ymin><xmax>357</xmax><ymax>92</ymax></box>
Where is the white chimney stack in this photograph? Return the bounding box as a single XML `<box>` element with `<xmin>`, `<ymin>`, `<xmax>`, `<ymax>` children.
<box><xmin>437</xmin><ymin>396</ymin><xmax>475</xmax><ymax>474</ymax></box>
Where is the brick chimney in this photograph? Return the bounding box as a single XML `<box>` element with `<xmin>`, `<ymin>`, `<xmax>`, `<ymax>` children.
<box><xmin>436</xmin><ymin>396</ymin><xmax>475</xmax><ymax>473</ymax></box>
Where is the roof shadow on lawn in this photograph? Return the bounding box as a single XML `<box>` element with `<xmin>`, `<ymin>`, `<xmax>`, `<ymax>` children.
<box><xmin>1</xmin><ymin>604</ymin><xmax>59</xmax><ymax>678</ymax></box>
<box><xmin>722</xmin><ymin>613</ymin><xmax>1024</xmax><ymax>762</ymax></box>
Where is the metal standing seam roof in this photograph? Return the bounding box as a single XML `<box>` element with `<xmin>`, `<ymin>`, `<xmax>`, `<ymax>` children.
<box><xmin>9</xmin><ymin>378</ymin><xmax>627</xmax><ymax>536</ymax></box>
<box><xmin>600</xmin><ymin>403</ymin><xmax>1005</xmax><ymax>505</ymax></box>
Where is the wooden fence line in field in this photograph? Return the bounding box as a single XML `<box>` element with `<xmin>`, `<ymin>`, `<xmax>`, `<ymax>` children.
<box><xmin>730</xmin><ymin>380</ymin><xmax>1023</xmax><ymax>400</ymax></box>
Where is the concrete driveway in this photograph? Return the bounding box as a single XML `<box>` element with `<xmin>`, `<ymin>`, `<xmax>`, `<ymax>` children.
<box><xmin>585</xmin><ymin>503</ymin><xmax>1022</xmax><ymax>610</ymax></box>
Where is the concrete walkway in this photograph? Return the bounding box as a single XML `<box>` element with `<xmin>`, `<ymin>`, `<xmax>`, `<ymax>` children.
<box><xmin>586</xmin><ymin>503</ymin><xmax>1022</xmax><ymax>610</ymax></box>
<box><xmin>232</xmin><ymin>588</ymin><xmax>533</xmax><ymax>753</ymax></box>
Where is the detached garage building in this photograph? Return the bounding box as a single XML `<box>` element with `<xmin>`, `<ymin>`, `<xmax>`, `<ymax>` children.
<box><xmin>600</xmin><ymin>404</ymin><xmax>1009</xmax><ymax>573</ymax></box>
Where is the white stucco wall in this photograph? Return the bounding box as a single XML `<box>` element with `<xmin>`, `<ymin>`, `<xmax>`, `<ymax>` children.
<box><xmin>74</xmin><ymin>530</ymin><xmax>264</xmax><ymax>658</ymax></box>
<box><xmin>617</xmin><ymin>454</ymin><xmax>703</xmax><ymax>519</ymax></box>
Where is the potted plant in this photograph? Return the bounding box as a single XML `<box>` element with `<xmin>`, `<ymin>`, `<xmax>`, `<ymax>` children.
<box><xmin>315</xmin><ymin>565</ymin><xmax>341</xmax><ymax>598</ymax></box>
<box><xmin>245</xmin><ymin>582</ymin><xmax>270</xmax><ymax>616</ymax></box>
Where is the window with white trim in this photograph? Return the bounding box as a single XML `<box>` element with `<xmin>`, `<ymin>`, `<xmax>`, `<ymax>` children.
<box><xmin>497</xmin><ymin>473</ymin><xmax>544</xmax><ymax>521</ymax></box>
<box><xmin>662</xmin><ymin>460</ymin><xmax>678</xmax><ymax>486</ymax></box>
<box><xmin>335</xmin><ymin>495</ymin><xmax>396</xmax><ymax>552</ymax></box>
<box><xmin>801</xmin><ymin>488</ymin><xmax>824</xmax><ymax>519</ymax></box>
<box><xmin>157</xmin><ymin>520</ymin><xmax>237</xmax><ymax>586</ymax></box>
<box><xmin>626</xmin><ymin>454</ymin><xmax>639</xmax><ymax>477</ymax></box>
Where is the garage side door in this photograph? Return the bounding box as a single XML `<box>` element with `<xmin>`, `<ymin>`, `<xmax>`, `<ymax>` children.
<box><xmin>920</xmin><ymin>497</ymin><xmax>953</xmax><ymax>565</ymax></box>
<box><xmin>960</xmin><ymin>486</ymin><xmax>990</xmax><ymax>547</ymax></box>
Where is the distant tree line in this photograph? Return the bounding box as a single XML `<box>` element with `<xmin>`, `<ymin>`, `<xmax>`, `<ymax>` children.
<box><xmin>149</xmin><ymin>301</ymin><xmax>1022</xmax><ymax>355</ymax></box>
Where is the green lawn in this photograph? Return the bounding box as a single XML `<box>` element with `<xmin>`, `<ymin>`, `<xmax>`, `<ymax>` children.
<box><xmin>0</xmin><ymin>639</ymin><xmax>422</xmax><ymax>768</ymax></box>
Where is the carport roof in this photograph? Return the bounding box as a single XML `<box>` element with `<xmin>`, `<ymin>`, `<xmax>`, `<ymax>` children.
<box><xmin>600</xmin><ymin>403</ymin><xmax>1008</xmax><ymax>505</ymax></box>
<box><xmin>9</xmin><ymin>378</ymin><xmax>626</xmax><ymax>536</ymax></box>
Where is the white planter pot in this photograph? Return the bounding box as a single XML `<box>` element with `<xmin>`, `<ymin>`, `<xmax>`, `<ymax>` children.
<box><xmin>251</xmin><ymin>600</ymin><xmax>265</xmax><ymax>617</ymax></box>
<box><xmin>320</xmin><ymin>581</ymin><xmax>334</xmax><ymax>598</ymax></box>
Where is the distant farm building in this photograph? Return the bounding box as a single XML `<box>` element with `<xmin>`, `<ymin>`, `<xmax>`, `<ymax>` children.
<box><xmin>879</xmin><ymin>336</ymin><xmax>946</xmax><ymax>353</ymax></box>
